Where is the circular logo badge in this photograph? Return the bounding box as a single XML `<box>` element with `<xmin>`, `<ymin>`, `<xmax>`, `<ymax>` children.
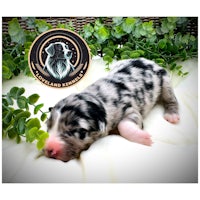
<box><xmin>29</xmin><ymin>28</ymin><xmax>90</xmax><ymax>88</ymax></box>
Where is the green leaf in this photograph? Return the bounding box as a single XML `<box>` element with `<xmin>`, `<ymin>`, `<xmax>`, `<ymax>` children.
<box><xmin>6</xmin><ymin>94</ymin><xmax>14</xmax><ymax>105</ymax></box>
<box><xmin>121</xmin><ymin>54</ymin><xmax>130</xmax><ymax>59</ymax></box>
<box><xmin>156</xmin><ymin>26</ymin><xmax>163</xmax><ymax>35</ymax></box>
<box><xmin>139</xmin><ymin>28</ymin><xmax>146</xmax><ymax>36</ymax></box>
<box><xmin>182</xmin><ymin>72</ymin><xmax>189</xmax><ymax>76</ymax></box>
<box><xmin>88</xmin><ymin>44</ymin><xmax>98</xmax><ymax>56</ymax></box>
<box><xmin>103</xmin><ymin>55</ymin><xmax>113</xmax><ymax>64</ymax></box>
<box><xmin>120</xmin><ymin>46</ymin><xmax>132</xmax><ymax>52</ymax></box>
<box><xmin>102</xmin><ymin>47</ymin><xmax>114</xmax><ymax>57</ymax></box>
<box><xmin>160</xmin><ymin>18</ymin><xmax>176</xmax><ymax>34</ymax></box>
<box><xmin>111</xmin><ymin>25</ymin><xmax>126</xmax><ymax>39</ymax></box>
<box><xmin>36</xmin><ymin>139</ymin><xmax>45</xmax><ymax>150</ymax></box>
<box><xmin>26</xmin><ymin>118</ymin><xmax>41</xmax><ymax>130</ymax></box>
<box><xmin>34</xmin><ymin>103</ymin><xmax>44</xmax><ymax>114</ymax></box>
<box><xmin>112</xmin><ymin>17</ymin><xmax>123</xmax><ymax>25</ymax></box>
<box><xmin>120</xmin><ymin>50</ymin><xmax>131</xmax><ymax>57</ymax></box>
<box><xmin>170</xmin><ymin>63</ymin><xmax>177</xmax><ymax>71</ymax></box>
<box><xmin>129</xmin><ymin>51</ymin><xmax>140</xmax><ymax>58</ymax></box>
<box><xmin>37</xmin><ymin>130</ymin><xmax>49</xmax><ymax>140</ymax></box>
<box><xmin>2</xmin><ymin>98</ymin><xmax>9</xmax><ymax>107</ymax></box>
<box><xmin>8</xmin><ymin>128</ymin><xmax>17</xmax><ymax>139</ymax></box>
<box><xmin>9</xmin><ymin>87</ymin><xmax>19</xmax><ymax>99</ymax></box>
<box><xmin>133</xmin><ymin>25</ymin><xmax>142</xmax><ymax>38</ymax></box>
<box><xmin>8</xmin><ymin>18</ymin><xmax>26</xmax><ymax>44</ymax></box>
<box><xmin>2</xmin><ymin>65</ymin><xmax>13</xmax><ymax>80</ymax></box>
<box><xmin>57</xmin><ymin>22</ymin><xmax>74</xmax><ymax>31</ymax></box>
<box><xmin>26</xmin><ymin>127</ymin><xmax>38</xmax><ymax>142</ymax></box>
<box><xmin>35</xmin><ymin>19</ymin><xmax>52</xmax><ymax>33</ymax></box>
<box><xmin>155</xmin><ymin>58</ymin><xmax>165</xmax><ymax>65</ymax></box>
<box><xmin>167</xmin><ymin>17</ymin><xmax>177</xmax><ymax>23</ymax></box>
<box><xmin>57</xmin><ymin>23</ymin><xmax>66</xmax><ymax>29</ymax></box>
<box><xmin>107</xmin><ymin>40</ymin><xmax>117</xmax><ymax>50</ymax></box>
<box><xmin>158</xmin><ymin>39</ymin><xmax>167</xmax><ymax>49</ymax></box>
<box><xmin>22</xmin><ymin>17</ymin><xmax>36</xmax><ymax>28</ymax></box>
<box><xmin>17</xmin><ymin>87</ymin><xmax>25</xmax><ymax>97</ymax></box>
<box><xmin>16</xmin><ymin>117</ymin><xmax>26</xmax><ymax>135</ymax></box>
<box><xmin>136</xmin><ymin>50</ymin><xmax>145</xmax><ymax>56</ymax></box>
<box><xmin>24</xmin><ymin>41</ymin><xmax>32</xmax><ymax>49</ymax></box>
<box><xmin>2</xmin><ymin>130</ymin><xmax>7</xmax><ymax>138</ymax></box>
<box><xmin>94</xmin><ymin>26</ymin><xmax>110</xmax><ymax>43</ymax></box>
<box><xmin>36</xmin><ymin>130</ymin><xmax>49</xmax><ymax>149</ymax></box>
<box><xmin>94</xmin><ymin>19</ymin><xmax>103</xmax><ymax>30</ymax></box>
<box><xmin>41</xmin><ymin>113</ymin><xmax>47</xmax><ymax>122</ymax></box>
<box><xmin>124</xmin><ymin>42</ymin><xmax>134</xmax><ymax>48</ymax></box>
<box><xmin>83</xmin><ymin>23</ymin><xmax>94</xmax><ymax>38</ymax></box>
<box><xmin>3</xmin><ymin>111</ymin><xmax>13</xmax><ymax>124</ymax></box>
<box><xmin>181</xmin><ymin>49</ymin><xmax>187</xmax><ymax>60</ymax></box>
<box><xmin>122</xmin><ymin>17</ymin><xmax>136</xmax><ymax>33</ymax></box>
<box><xmin>17</xmin><ymin>96</ymin><xmax>28</xmax><ymax>109</ymax></box>
<box><xmin>182</xmin><ymin>34</ymin><xmax>189</xmax><ymax>45</ymax></box>
<box><xmin>13</xmin><ymin>109</ymin><xmax>24</xmax><ymax>116</ymax></box>
<box><xmin>9</xmin><ymin>87</ymin><xmax>25</xmax><ymax>99</ymax></box>
<box><xmin>16</xmin><ymin>135</ymin><xmax>21</xmax><ymax>144</ymax></box>
<box><xmin>24</xmin><ymin>66</ymin><xmax>33</xmax><ymax>77</ymax></box>
<box><xmin>15</xmin><ymin>111</ymin><xmax>31</xmax><ymax>121</ymax></box>
<box><xmin>3</xmin><ymin>54</ymin><xmax>17</xmax><ymax>72</ymax></box>
<box><xmin>28</xmin><ymin>94</ymin><xmax>40</xmax><ymax>105</ymax></box>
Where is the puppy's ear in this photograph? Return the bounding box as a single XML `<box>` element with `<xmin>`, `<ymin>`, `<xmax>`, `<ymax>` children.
<box><xmin>45</xmin><ymin>44</ymin><xmax>55</xmax><ymax>56</ymax></box>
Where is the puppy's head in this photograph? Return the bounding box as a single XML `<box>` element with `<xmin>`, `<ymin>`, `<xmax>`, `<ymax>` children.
<box><xmin>45</xmin><ymin>42</ymin><xmax>72</xmax><ymax>60</ymax></box>
<box><xmin>44</xmin><ymin>93</ymin><xmax>107</xmax><ymax>162</ymax></box>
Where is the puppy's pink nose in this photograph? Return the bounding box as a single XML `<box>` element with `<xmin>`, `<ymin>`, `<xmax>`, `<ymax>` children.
<box><xmin>46</xmin><ymin>148</ymin><xmax>58</xmax><ymax>159</ymax></box>
<box><xmin>44</xmin><ymin>134</ymin><xmax>64</xmax><ymax>159</ymax></box>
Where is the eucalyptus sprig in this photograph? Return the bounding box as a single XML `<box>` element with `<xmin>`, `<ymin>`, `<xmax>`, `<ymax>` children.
<box><xmin>2</xmin><ymin>87</ymin><xmax>49</xmax><ymax>150</ymax></box>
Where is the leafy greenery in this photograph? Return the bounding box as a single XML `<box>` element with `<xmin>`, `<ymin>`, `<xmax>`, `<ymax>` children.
<box><xmin>2</xmin><ymin>87</ymin><xmax>49</xmax><ymax>150</ymax></box>
<box><xmin>2</xmin><ymin>17</ymin><xmax>74</xmax><ymax>80</ymax></box>
<box><xmin>82</xmin><ymin>17</ymin><xmax>197</xmax><ymax>76</ymax></box>
<box><xmin>2</xmin><ymin>17</ymin><xmax>198</xmax><ymax>80</ymax></box>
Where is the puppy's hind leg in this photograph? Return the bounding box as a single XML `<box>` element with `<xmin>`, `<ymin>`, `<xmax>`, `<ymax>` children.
<box><xmin>161</xmin><ymin>76</ymin><xmax>180</xmax><ymax>124</ymax></box>
<box><xmin>118</xmin><ymin>112</ymin><xmax>153</xmax><ymax>146</ymax></box>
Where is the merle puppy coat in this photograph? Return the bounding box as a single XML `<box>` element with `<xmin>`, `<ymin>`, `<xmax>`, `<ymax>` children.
<box><xmin>44</xmin><ymin>58</ymin><xmax>179</xmax><ymax>162</ymax></box>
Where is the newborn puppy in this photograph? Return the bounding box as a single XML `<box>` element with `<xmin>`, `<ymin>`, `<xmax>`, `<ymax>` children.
<box><xmin>44</xmin><ymin>58</ymin><xmax>179</xmax><ymax>162</ymax></box>
<box><xmin>44</xmin><ymin>42</ymin><xmax>75</xmax><ymax>80</ymax></box>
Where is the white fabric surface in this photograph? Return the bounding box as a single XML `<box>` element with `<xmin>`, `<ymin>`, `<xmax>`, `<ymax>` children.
<box><xmin>2</xmin><ymin>58</ymin><xmax>198</xmax><ymax>183</ymax></box>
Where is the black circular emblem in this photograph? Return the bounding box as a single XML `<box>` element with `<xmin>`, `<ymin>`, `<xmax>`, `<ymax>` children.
<box><xmin>29</xmin><ymin>28</ymin><xmax>91</xmax><ymax>88</ymax></box>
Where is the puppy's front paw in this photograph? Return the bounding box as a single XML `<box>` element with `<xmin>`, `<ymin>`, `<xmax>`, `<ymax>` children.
<box><xmin>164</xmin><ymin>113</ymin><xmax>180</xmax><ymax>124</ymax></box>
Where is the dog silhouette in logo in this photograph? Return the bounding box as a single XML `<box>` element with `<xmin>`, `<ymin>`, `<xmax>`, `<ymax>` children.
<box><xmin>44</xmin><ymin>42</ymin><xmax>75</xmax><ymax>80</ymax></box>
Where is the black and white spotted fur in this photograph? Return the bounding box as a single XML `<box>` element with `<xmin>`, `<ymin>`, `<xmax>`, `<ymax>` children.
<box><xmin>46</xmin><ymin>58</ymin><xmax>179</xmax><ymax>161</ymax></box>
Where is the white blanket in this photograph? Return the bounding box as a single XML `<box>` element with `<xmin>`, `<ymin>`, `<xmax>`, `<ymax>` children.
<box><xmin>2</xmin><ymin>58</ymin><xmax>198</xmax><ymax>183</ymax></box>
